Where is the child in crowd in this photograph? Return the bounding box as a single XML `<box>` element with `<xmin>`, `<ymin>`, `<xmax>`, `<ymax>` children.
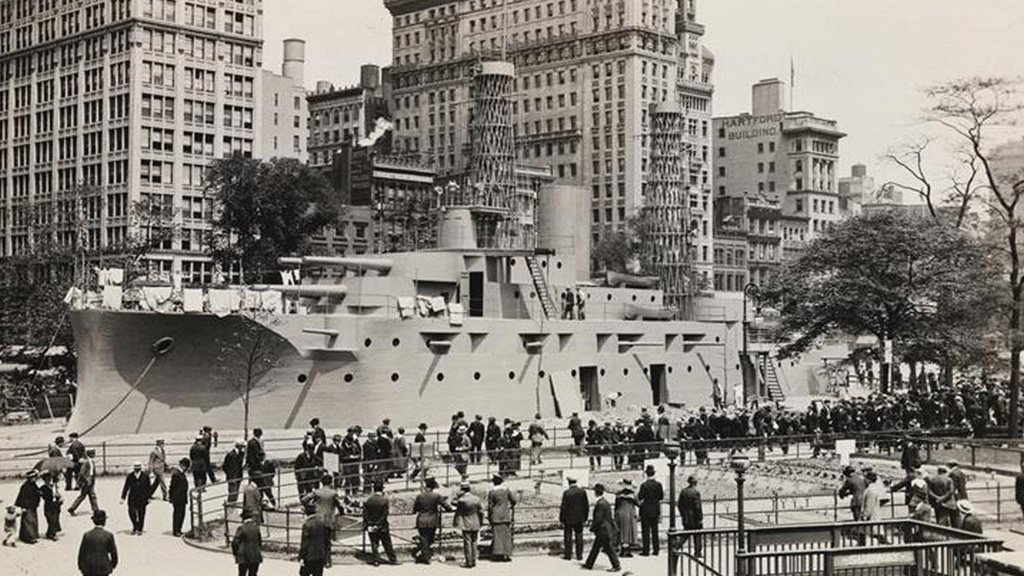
<box><xmin>4</xmin><ymin>504</ymin><xmax>20</xmax><ymax>547</ymax></box>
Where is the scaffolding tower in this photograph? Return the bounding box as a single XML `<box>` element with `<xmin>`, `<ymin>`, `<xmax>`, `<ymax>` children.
<box><xmin>645</xmin><ymin>101</ymin><xmax>694</xmax><ymax>316</ymax></box>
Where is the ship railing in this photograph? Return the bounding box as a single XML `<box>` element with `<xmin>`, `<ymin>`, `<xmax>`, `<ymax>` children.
<box><xmin>184</xmin><ymin>447</ymin><xmax>1014</xmax><ymax>561</ymax></box>
<box><xmin>0</xmin><ymin>425</ymin><xmax>990</xmax><ymax>479</ymax></box>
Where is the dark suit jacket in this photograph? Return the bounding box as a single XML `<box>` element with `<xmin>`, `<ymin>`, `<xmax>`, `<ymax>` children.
<box><xmin>121</xmin><ymin>472</ymin><xmax>155</xmax><ymax>506</ymax></box>
<box><xmin>299</xmin><ymin>516</ymin><xmax>329</xmax><ymax>562</ymax></box>
<box><xmin>363</xmin><ymin>493</ymin><xmax>390</xmax><ymax>529</ymax></box>
<box><xmin>246</xmin><ymin>438</ymin><xmax>265</xmax><ymax>470</ymax></box>
<box><xmin>1016</xmin><ymin>473</ymin><xmax>1024</xmax><ymax>506</ymax></box>
<box><xmin>839</xmin><ymin>475</ymin><xmax>866</xmax><ymax>510</ymax></box>
<box><xmin>169</xmin><ymin>468</ymin><xmax>189</xmax><ymax>505</ymax></box>
<box><xmin>78</xmin><ymin>527</ymin><xmax>118</xmax><ymax>575</ymax></box>
<box><xmin>678</xmin><ymin>486</ymin><xmax>703</xmax><ymax>528</ymax></box>
<box><xmin>960</xmin><ymin>513</ymin><xmax>983</xmax><ymax>534</ymax></box>
<box><xmin>639</xmin><ymin>478</ymin><xmax>665</xmax><ymax>520</ymax></box>
<box><xmin>591</xmin><ymin>497</ymin><xmax>618</xmax><ymax>538</ymax></box>
<box><xmin>189</xmin><ymin>442</ymin><xmax>210</xmax><ymax>474</ymax></box>
<box><xmin>223</xmin><ymin>449</ymin><xmax>245</xmax><ymax>480</ymax></box>
<box><xmin>949</xmin><ymin>468</ymin><xmax>968</xmax><ymax>500</ymax></box>
<box><xmin>413</xmin><ymin>490</ymin><xmax>450</xmax><ymax>529</ymax></box>
<box><xmin>559</xmin><ymin>485</ymin><xmax>590</xmax><ymax>526</ymax></box>
<box><xmin>231</xmin><ymin>521</ymin><xmax>263</xmax><ymax>565</ymax></box>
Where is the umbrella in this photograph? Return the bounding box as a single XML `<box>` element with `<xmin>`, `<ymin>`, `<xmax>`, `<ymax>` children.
<box><xmin>34</xmin><ymin>456</ymin><xmax>75</xmax><ymax>474</ymax></box>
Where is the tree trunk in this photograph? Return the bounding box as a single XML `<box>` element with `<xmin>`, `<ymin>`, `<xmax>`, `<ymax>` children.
<box><xmin>1009</xmin><ymin>224</ymin><xmax>1022</xmax><ymax>438</ymax></box>
<box><xmin>880</xmin><ymin>361</ymin><xmax>890</xmax><ymax>395</ymax></box>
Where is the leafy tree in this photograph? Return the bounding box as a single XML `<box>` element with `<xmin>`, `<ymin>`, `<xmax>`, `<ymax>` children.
<box><xmin>206</xmin><ymin>155</ymin><xmax>340</xmax><ymax>283</ymax></box>
<box><xmin>762</xmin><ymin>211</ymin><xmax>1000</xmax><ymax>394</ymax></box>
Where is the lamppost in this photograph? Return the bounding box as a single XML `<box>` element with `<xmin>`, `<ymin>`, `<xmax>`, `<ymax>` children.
<box><xmin>741</xmin><ymin>283</ymin><xmax>760</xmax><ymax>402</ymax></box>
<box><xmin>731</xmin><ymin>450</ymin><xmax>751</xmax><ymax>576</ymax></box>
<box><xmin>664</xmin><ymin>441</ymin><xmax>681</xmax><ymax>576</ymax></box>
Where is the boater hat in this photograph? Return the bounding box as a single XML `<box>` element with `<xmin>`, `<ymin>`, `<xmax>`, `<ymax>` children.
<box><xmin>957</xmin><ymin>500</ymin><xmax>974</xmax><ymax>515</ymax></box>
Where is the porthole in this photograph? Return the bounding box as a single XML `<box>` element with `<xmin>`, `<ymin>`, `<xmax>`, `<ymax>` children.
<box><xmin>510</xmin><ymin>258</ymin><xmax>516</xmax><ymax>266</ymax></box>
<box><xmin>391</xmin><ymin>373</ymin><xmax>400</xmax><ymax>382</ymax></box>
<box><xmin>687</xmin><ymin>366</ymin><xmax>693</xmax><ymax>373</ymax></box>
<box><xmin>599</xmin><ymin>368</ymin><xmax>606</xmax><ymax>376</ymax></box>
<box><xmin>735</xmin><ymin>363</ymin><xmax>741</xmax><ymax>370</ymax></box>
<box><xmin>514</xmin><ymin>290</ymin><xmax>521</xmax><ymax>299</ymax></box>
<box><xmin>436</xmin><ymin>373</ymin><xmax>444</xmax><ymax>382</ymax></box>
<box><xmin>631</xmin><ymin>295</ymin><xmax>637</xmax><ymax>302</ymax></box>
<box><xmin>668</xmin><ymin>366</ymin><xmax>674</xmax><ymax>374</ymax></box>
<box><xmin>650</xmin><ymin>296</ymin><xmax>656</xmax><ymax>303</ymax></box>
<box><xmin>392</xmin><ymin>338</ymin><xmax>400</xmax><ymax>347</ymax></box>
<box><xmin>556</xmin><ymin>262</ymin><xmax>563</xmax><ymax>269</ymax></box>
<box><xmin>344</xmin><ymin>374</ymin><xmax>354</xmax><ymax>383</ymax></box>
<box><xmin>606</xmin><ymin>294</ymin><xmax>612</xmax><ymax>301</ymax></box>
<box><xmin>541</xmin><ymin>260</ymin><xmax>547</xmax><ymax>268</ymax></box>
<box><xmin>571</xmin><ymin>369</ymin><xmax>577</xmax><ymax>377</ymax></box>
<box><xmin>297</xmin><ymin>374</ymin><xmax>308</xmax><ymax>384</ymax></box>
<box><xmin>539</xmin><ymin>370</ymin><xmax>546</xmax><ymax>378</ymax></box>
<box><xmin>623</xmin><ymin>368</ymin><xmax>629</xmax><ymax>376</ymax></box>
<box><xmin>508</xmin><ymin>371</ymin><xmax>516</xmax><ymax>380</ymax></box>
<box><xmin>364</xmin><ymin>338</ymin><xmax>372</xmax><ymax>348</ymax></box>
<box><xmin>474</xmin><ymin>372</ymin><xmax>481</xmax><ymax>381</ymax></box>
<box><xmin>715</xmin><ymin>336</ymin><xmax>721</xmax><ymax>343</ymax></box>
<box><xmin>530</xmin><ymin>291</ymin><xmax>536</xmax><ymax>298</ymax></box>
<box><xmin>642</xmin><ymin>367</ymin><xmax>648</xmax><ymax>375</ymax></box>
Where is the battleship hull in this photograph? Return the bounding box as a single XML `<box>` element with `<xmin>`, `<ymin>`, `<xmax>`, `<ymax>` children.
<box><xmin>68</xmin><ymin>308</ymin><xmax>732</xmax><ymax>436</ymax></box>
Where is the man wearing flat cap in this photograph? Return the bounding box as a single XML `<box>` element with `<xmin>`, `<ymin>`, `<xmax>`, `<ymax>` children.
<box><xmin>78</xmin><ymin>510</ymin><xmax>117</xmax><ymax>576</ymax></box>
<box><xmin>120</xmin><ymin>462</ymin><xmax>156</xmax><ymax>535</ymax></box>
<box><xmin>363</xmin><ymin>482</ymin><xmax>398</xmax><ymax>566</ymax></box>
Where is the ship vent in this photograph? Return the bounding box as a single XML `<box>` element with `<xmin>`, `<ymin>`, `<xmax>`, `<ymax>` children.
<box><xmin>617</xmin><ymin>333</ymin><xmax>661</xmax><ymax>352</ymax></box>
<box><xmin>421</xmin><ymin>331</ymin><xmax>458</xmax><ymax>354</ymax></box>
<box><xmin>558</xmin><ymin>333</ymin><xmax>573</xmax><ymax>352</ymax></box>
<box><xmin>469</xmin><ymin>333</ymin><xmax>487</xmax><ymax>352</ymax></box>
<box><xmin>519</xmin><ymin>333</ymin><xmax>549</xmax><ymax>354</ymax></box>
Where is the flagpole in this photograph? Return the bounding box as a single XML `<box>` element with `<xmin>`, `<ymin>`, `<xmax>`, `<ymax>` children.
<box><xmin>789</xmin><ymin>56</ymin><xmax>795</xmax><ymax>111</ymax></box>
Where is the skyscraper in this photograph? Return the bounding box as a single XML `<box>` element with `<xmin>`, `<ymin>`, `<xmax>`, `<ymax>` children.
<box><xmin>0</xmin><ymin>0</ymin><xmax>264</xmax><ymax>284</ymax></box>
<box><xmin>383</xmin><ymin>0</ymin><xmax>715</xmax><ymax>283</ymax></box>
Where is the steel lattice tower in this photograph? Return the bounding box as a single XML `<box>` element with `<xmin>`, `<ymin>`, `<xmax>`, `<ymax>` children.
<box><xmin>645</xmin><ymin>102</ymin><xmax>693</xmax><ymax>315</ymax></box>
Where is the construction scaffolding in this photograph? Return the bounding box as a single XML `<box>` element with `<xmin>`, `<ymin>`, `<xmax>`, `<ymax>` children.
<box><xmin>645</xmin><ymin>102</ymin><xmax>694</xmax><ymax>316</ymax></box>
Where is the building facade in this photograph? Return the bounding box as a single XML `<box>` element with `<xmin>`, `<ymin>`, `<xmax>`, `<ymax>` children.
<box><xmin>382</xmin><ymin>0</ymin><xmax>715</xmax><ymax>284</ymax></box>
<box><xmin>0</xmin><ymin>0</ymin><xmax>264</xmax><ymax>284</ymax></box>
<box><xmin>260</xmin><ymin>38</ymin><xmax>307</xmax><ymax>162</ymax></box>
<box><xmin>307</xmin><ymin>64</ymin><xmax>388</xmax><ymax>171</ymax></box>
<box><xmin>713</xmin><ymin>78</ymin><xmax>844</xmax><ymax>287</ymax></box>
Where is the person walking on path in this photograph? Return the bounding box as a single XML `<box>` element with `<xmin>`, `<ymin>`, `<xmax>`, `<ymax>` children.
<box><xmin>15</xmin><ymin>469</ymin><xmax>41</xmax><ymax>544</ymax></box>
<box><xmin>242</xmin><ymin>478</ymin><xmax>265</xmax><ymax>531</ymax></box>
<box><xmin>362</xmin><ymin>482</ymin><xmax>399</xmax><ymax>566</ymax></box>
<box><xmin>488</xmin><ymin>474</ymin><xmax>519</xmax><ymax>562</ymax></box>
<box><xmin>638</xmin><ymin>465</ymin><xmax>664</xmax><ymax>556</ymax></box>
<box><xmin>120</xmin><ymin>462</ymin><xmax>156</xmax><ymax>535</ymax></box>
<box><xmin>40</xmin><ymin>472</ymin><xmax>63</xmax><ymax>540</ymax></box>
<box><xmin>677</xmin><ymin>475</ymin><xmax>704</xmax><ymax>557</ymax></box>
<box><xmin>614</xmin><ymin>479</ymin><xmax>639</xmax><ymax>557</ymax></box>
<box><xmin>559</xmin><ymin>475</ymin><xmax>589</xmax><ymax>561</ymax></box>
<box><xmin>412</xmin><ymin>477</ymin><xmax>451</xmax><ymax>565</ymax></box>
<box><xmin>169</xmin><ymin>458</ymin><xmax>190</xmax><ymax>537</ymax></box>
<box><xmin>66</xmin><ymin>432</ymin><xmax>86</xmax><ymax>492</ymax></box>
<box><xmin>77</xmin><ymin>510</ymin><xmax>117</xmax><ymax>576</ymax></box>
<box><xmin>148</xmin><ymin>439</ymin><xmax>168</xmax><ymax>501</ymax></box>
<box><xmin>410</xmin><ymin>423</ymin><xmax>429</xmax><ymax>482</ymax></box>
<box><xmin>528</xmin><ymin>414</ymin><xmax>549</xmax><ymax>466</ymax></box>
<box><xmin>189</xmin><ymin>434</ymin><xmax>211</xmax><ymax>488</ymax></box>
<box><xmin>583</xmin><ymin>483</ymin><xmax>621</xmax><ymax>572</ymax></box>
<box><xmin>299</xmin><ymin>505</ymin><xmax>329</xmax><ymax>576</ymax></box>
<box><xmin>1016</xmin><ymin>462</ymin><xmax>1024</xmax><ymax>520</ymax></box>
<box><xmin>231</xmin><ymin>509</ymin><xmax>262</xmax><ymax>576</ymax></box>
<box><xmin>301</xmin><ymin>472</ymin><xmax>344</xmax><ymax>567</ymax></box>
<box><xmin>68</xmin><ymin>449</ymin><xmax>100</xmax><ymax>516</ymax></box>
<box><xmin>454</xmin><ymin>482</ymin><xmax>484</xmax><ymax>568</ymax></box>
<box><xmin>222</xmin><ymin>440</ymin><xmax>246</xmax><ymax>505</ymax></box>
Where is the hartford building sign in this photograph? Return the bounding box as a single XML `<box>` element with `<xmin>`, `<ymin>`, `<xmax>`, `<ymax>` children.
<box><xmin>721</xmin><ymin>113</ymin><xmax>784</xmax><ymax>140</ymax></box>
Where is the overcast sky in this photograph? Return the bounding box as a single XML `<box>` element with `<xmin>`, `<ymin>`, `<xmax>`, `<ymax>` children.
<box><xmin>264</xmin><ymin>0</ymin><xmax>1024</xmax><ymax>189</ymax></box>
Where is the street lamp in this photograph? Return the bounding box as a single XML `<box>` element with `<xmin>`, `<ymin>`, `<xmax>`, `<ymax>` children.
<box><xmin>731</xmin><ymin>450</ymin><xmax>751</xmax><ymax>576</ymax></box>
<box><xmin>664</xmin><ymin>441</ymin><xmax>681</xmax><ymax>531</ymax></box>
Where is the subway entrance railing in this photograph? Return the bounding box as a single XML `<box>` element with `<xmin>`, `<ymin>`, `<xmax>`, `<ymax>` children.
<box><xmin>667</xmin><ymin>520</ymin><xmax>1004</xmax><ymax>576</ymax></box>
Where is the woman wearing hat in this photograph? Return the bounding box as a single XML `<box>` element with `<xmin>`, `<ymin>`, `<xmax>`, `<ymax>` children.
<box><xmin>614</xmin><ymin>479</ymin><xmax>639</xmax><ymax>557</ymax></box>
<box><xmin>488</xmin><ymin>475</ymin><xmax>518</xmax><ymax>562</ymax></box>
<box><xmin>15</xmin><ymin>469</ymin><xmax>41</xmax><ymax>543</ymax></box>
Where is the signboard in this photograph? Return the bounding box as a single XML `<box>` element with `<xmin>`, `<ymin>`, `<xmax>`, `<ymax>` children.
<box><xmin>833</xmin><ymin>550</ymin><xmax>915</xmax><ymax>568</ymax></box>
<box><xmin>883</xmin><ymin>339</ymin><xmax>893</xmax><ymax>365</ymax></box>
<box><xmin>561</xmin><ymin>468</ymin><xmax>591</xmax><ymax>488</ymax></box>
<box><xmin>721</xmin><ymin>113</ymin><xmax>784</xmax><ymax>141</ymax></box>
<box><xmin>835</xmin><ymin>439</ymin><xmax>856</xmax><ymax>466</ymax></box>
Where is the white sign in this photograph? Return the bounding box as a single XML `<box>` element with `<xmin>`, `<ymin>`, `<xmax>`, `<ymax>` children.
<box><xmin>883</xmin><ymin>340</ymin><xmax>893</xmax><ymax>365</ymax></box>
<box><xmin>645</xmin><ymin>457</ymin><xmax>671</xmax><ymax>487</ymax></box>
<box><xmin>562</xmin><ymin>468</ymin><xmax>591</xmax><ymax>488</ymax></box>
<box><xmin>835</xmin><ymin>439</ymin><xmax>856</xmax><ymax>466</ymax></box>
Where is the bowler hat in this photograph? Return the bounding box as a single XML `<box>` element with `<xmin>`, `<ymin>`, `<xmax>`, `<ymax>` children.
<box><xmin>92</xmin><ymin>510</ymin><xmax>107</xmax><ymax>524</ymax></box>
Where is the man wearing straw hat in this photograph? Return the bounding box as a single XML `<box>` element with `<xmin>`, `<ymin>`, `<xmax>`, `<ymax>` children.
<box><xmin>148</xmin><ymin>439</ymin><xmax>168</xmax><ymax>501</ymax></box>
<box><xmin>223</xmin><ymin>440</ymin><xmax>247</xmax><ymax>505</ymax></box>
<box><xmin>958</xmin><ymin>500</ymin><xmax>982</xmax><ymax>534</ymax></box>
<box><xmin>120</xmin><ymin>462</ymin><xmax>156</xmax><ymax>535</ymax></box>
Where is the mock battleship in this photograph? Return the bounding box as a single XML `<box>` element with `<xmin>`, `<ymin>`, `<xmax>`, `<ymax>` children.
<box><xmin>65</xmin><ymin>62</ymin><xmax>776</xmax><ymax>436</ymax></box>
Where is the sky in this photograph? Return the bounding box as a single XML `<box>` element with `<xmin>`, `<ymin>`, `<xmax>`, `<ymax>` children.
<box><xmin>264</xmin><ymin>0</ymin><xmax>1024</xmax><ymax>190</ymax></box>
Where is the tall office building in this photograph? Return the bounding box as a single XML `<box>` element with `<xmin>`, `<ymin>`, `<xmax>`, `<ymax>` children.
<box><xmin>383</xmin><ymin>0</ymin><xmax>715</xmax><ymax>284</ymax></box>
<box><xmin>260</xmin><ymin>38</ymin><xmax>307</xmax><ymax>162</ymax></box>
<box><xmin>0</xmin><ymin>0</ymin><xmax>264</xmax><ymax>284</ymax></box>
<box><xmin>713</xmin><ymin>78</ymin><xmax>845</xmax><ymax>287</ymax></box>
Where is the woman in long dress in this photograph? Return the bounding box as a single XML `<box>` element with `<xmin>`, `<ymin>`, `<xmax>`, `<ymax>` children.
<box><xmin>615</xmin><ymin>479</ymin><xmax>639</xmax><ymax>557</ymax></box>
<box><xmin>15</xmin><ymin>470</ymin><xmax>41</xmax><ymax>544</ymax></box>
<box><xmin>487</xmin><ymin>475</ymin><xmax>519</xmax><ymax>561</ymax></box>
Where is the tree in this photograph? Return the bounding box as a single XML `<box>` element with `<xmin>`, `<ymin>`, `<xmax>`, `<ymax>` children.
<box><xmin>761</xmin><ymin>211</ymin><xmax>1000</xmax><ymax>394</ymax></box>
<box><xmin>213</xmin><ymin>310</ymin><xmax>287</xmax><ymax>440</ymax></box>
<box><xmin>893</xmin><ymin>78</ymin><xmax>1024</xmax><ymax>433</ymax></box>
<box><xmin>205</xmin><ymin>155</ymin><xmax>340</xmax><ymax>283</ymax></box>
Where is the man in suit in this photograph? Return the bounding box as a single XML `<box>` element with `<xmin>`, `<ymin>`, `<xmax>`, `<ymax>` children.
<box><xmin>1015</xmin><ymin>462</ymin><xmax>1024</xmax><ymax>520</ymax></box>
<box><xmin>301</xmin><ymin>473</ymin><xmax>344</xmax><ymax>567</ymax></box>
<box><xmin>469</xmin><ymin>415</ymin><xmax>486</xmax><ymax>464</ymax></box>
<box><xmin>958</xmin><ymin>500</ymin><xmax>983</xmax><ymax>534</ymax></box>
<box><xmin>485</xmin><ymin>417</ymin><xmax>502</xmax><ymax>463</ymax></box>
<box><xmin>638</xmin><ymin>465</ymin><xmax>665</xmax><ymax>556</ymax></box>
<box><xmin>119</xmin><ymin>462</ymin><xmax>155</xmax><ymax>535</ymax></box>
<box><xmin>222</xmin><ymin>440</ymin><xmax>246</xmax><ymax>504</ymax></box>
<box><xmin>169</xmin><ymin>458</ymin><xmax>190</xmax><ymax>537</ymax></box>
<box><xmin>78</xmin><ymin>510</ymin><xmax>118</xmax><ymax>576</ymax></box>
<box><xmin>583</xmin><ymin>483</ymin><xmax>621</xmax><ymax>572</ymax></box>
<box><xmin>189</xmin><ymin>434</ymin><xmax>210</xmax><ymax>488</ymax></box>
<box><xmin>838</xmin><ymin>465</ymin><xmax>866</xmax><ymax>521</ymax></box>
<box><xmin>900</xmin><ymin>437</ymin><xmax>921</xmax><ymax>472</ymax></box>
<box><xmin>412</xmin><ymin>477</ymin><xmax>451</xmax><ymax>564</ymax></box>
<box><xmin>948</xmin><ymin>460</ymin><xmax>968</xmax><ymax>501</ymax></box>
<box><xmin>928</xmin><ymin>466</ymin><xmax>957</xmax><ymax>526</ymax></box>
<box><xmin>678</xmin><ymin>475</ymin><xmax>704</xmax><ymax>557</ymax></box>
<box><xmin>69</xmin><ymin>449</ymin><xmax>100</xmax><ymax>516</ymax></box>
<box><xmin>148</xmin><ymin>439</ymin><xmax>168</xmax><ymax>501</ymax></box>
<box><xmin>453</xmin><ymin>482</ymin><xmax>484</xmax><ymax>568</ymax></box>
<box><xmin>299</xmin><ymin>506</ymin><xmax>329</xmax><ymax>576</ymax></box>
<box><xmin>363</xmin><ymin>482</ymin><xmax>398</xmax><ymax>566</ymax></box>
<box><xmin>66</xmin><ymin>432</ymin><xmax>86</xmax><ymax>491</ymax></box>
<box><xmin>231</xmin><ymin>509</ymin><xmax>262</xmax><ymax>576</ymax></box>
<box><xmin>559</xmin><ymin>476</ymin><xmax>589</xmax><ymax>561</ymax></box>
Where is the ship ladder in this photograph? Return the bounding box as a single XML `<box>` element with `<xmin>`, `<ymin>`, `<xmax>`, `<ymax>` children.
<box><xmin>764</xmin><ymin>356</ymin><xmax>786</xmax><ymax>402</ymax></box>
<box><xmin>524</xmin><ymin>255</ymin><xmax>557</xmax><ymax>319</ymax></box>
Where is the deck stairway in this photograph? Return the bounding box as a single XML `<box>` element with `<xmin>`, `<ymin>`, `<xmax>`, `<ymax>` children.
<box><xmin>524</xmin><ymin>255</ymin><xmax>558</xmax><ymax>319</ymax></box>
<box><xmin>764</xmin><ymin>356</ymin><xmax>785</xmax><ymax>402</ymax></box>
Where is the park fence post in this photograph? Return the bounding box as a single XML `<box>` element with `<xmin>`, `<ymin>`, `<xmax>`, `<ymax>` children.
<box><xmin>276</xmin><ymin>466</ymin><xmax>281</xmax><ymax>504</ymax></box>
<box><xmin>712</xmin><ymin>495</ymin><xmax>717</xmax><ymax>528</ymax></box>
<box><xmin>101</xmin><ymin>441</ymin><xmax>107</xmax><ymax>474</ymax></box>
<box><xmin>997</xmin><ymin>485</ymin><xmax>1002</xmax><ymax>522</ymax></box>
<box><xmin>224</xmin><ymin>501</ymin><xmax>230</xmax><ymax>547</ymax></box>
<box><xmin>189</xmin><ymin>490</ymin><xmax>195</xmax><ymax>535</ymax></box>
<box><xmin>196</xmin><ymin>487</ymin><xmax>205</xmax><ymax>532</ymax></box>
<box><xmin>286</xmin><ymin>508</ymin><xmax>291</xmax><ymax>551</ymax></box>
<box><xmin>833</xmin><ymin>490</ymin><xmax>839</xmax><ymax>522</ymax></box>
